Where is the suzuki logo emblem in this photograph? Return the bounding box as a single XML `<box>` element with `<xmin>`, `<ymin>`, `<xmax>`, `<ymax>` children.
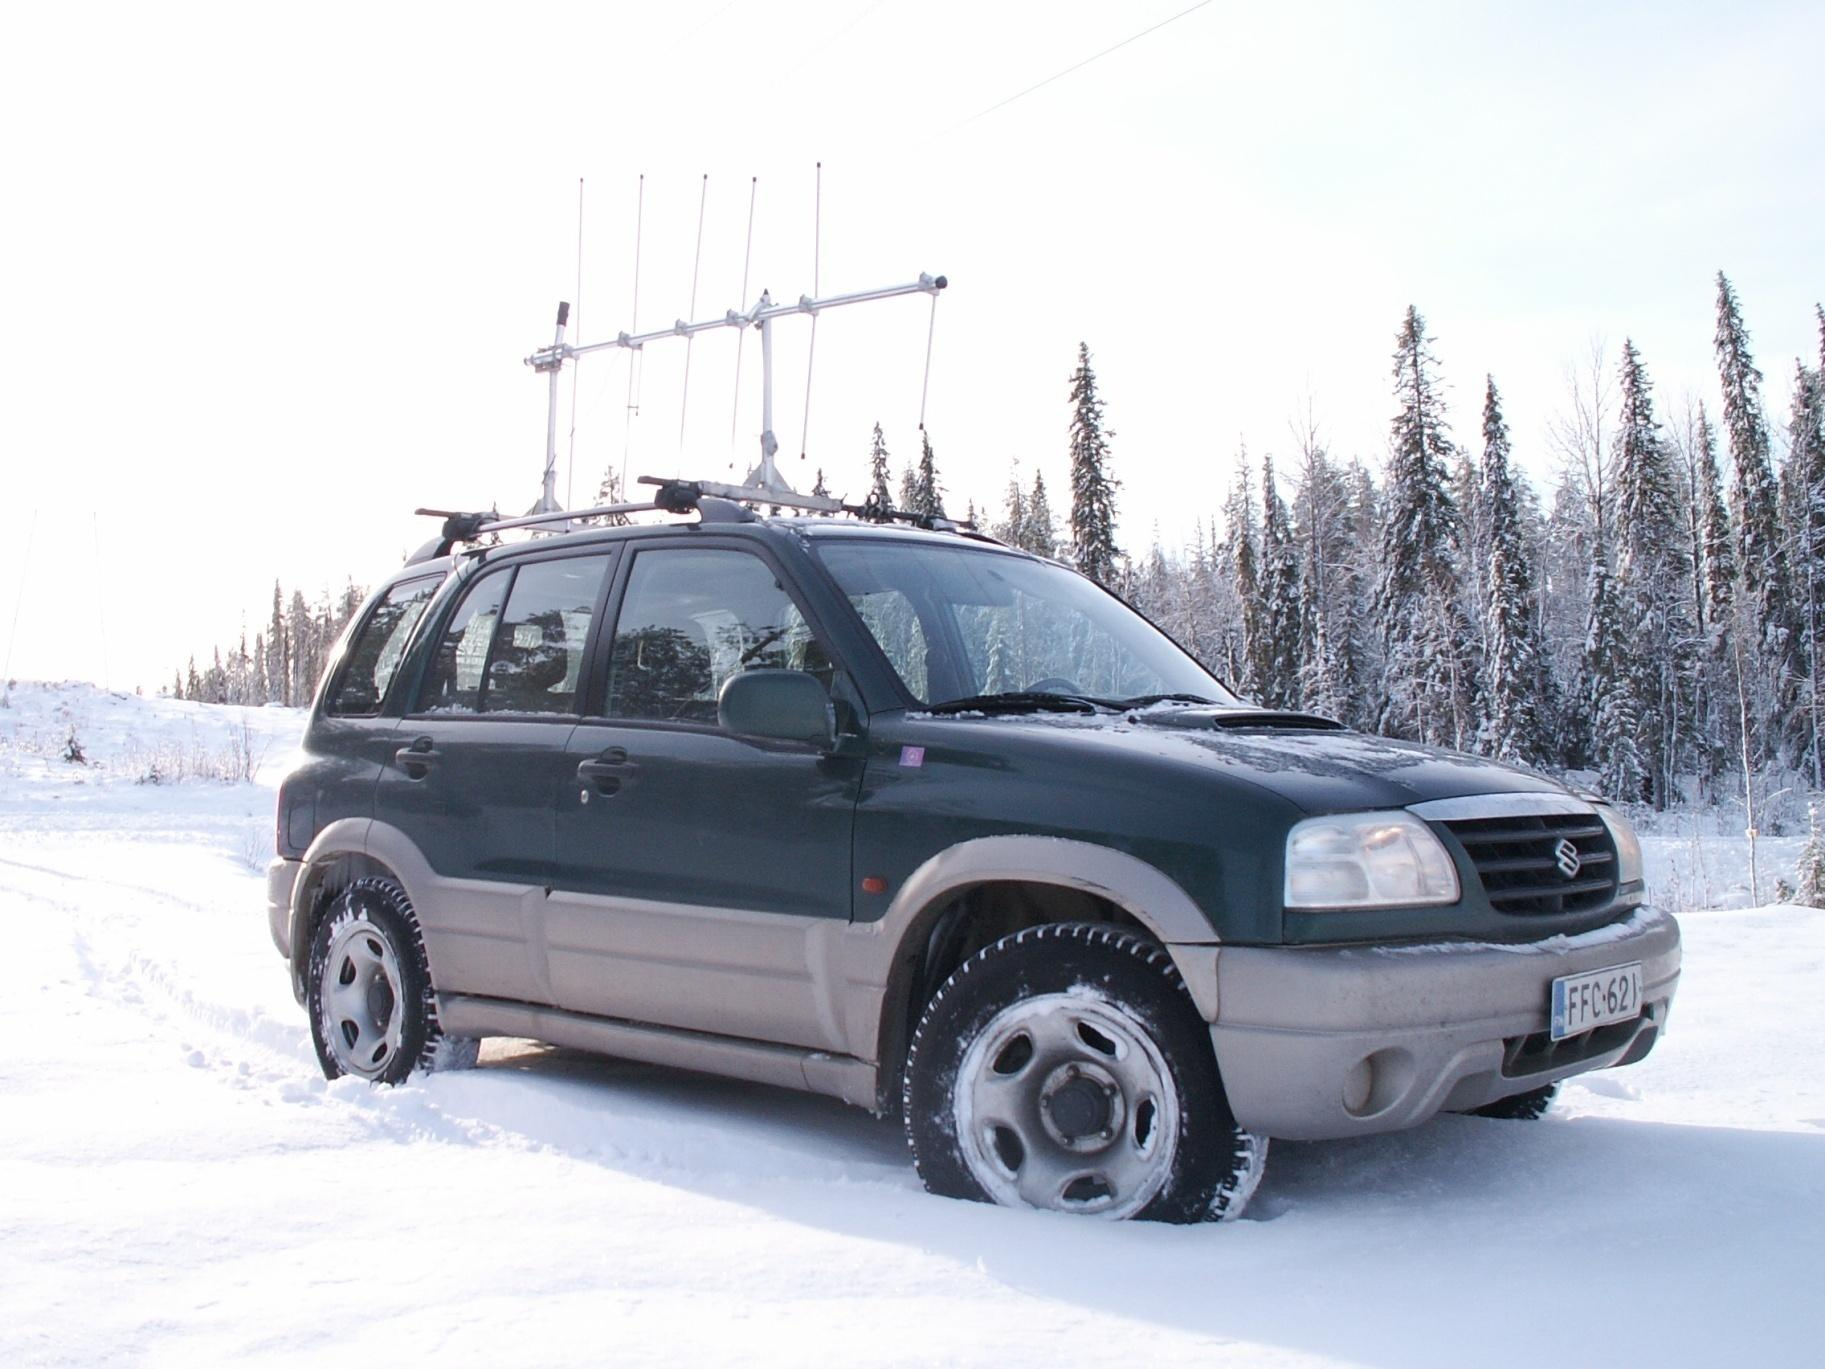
<box><xmin>1554</xmin><ymin>838</ymin><xmax>1582</xmax><ymax>879</ymax></box>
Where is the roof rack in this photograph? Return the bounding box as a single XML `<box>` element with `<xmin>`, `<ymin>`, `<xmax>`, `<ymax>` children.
<box><xmin>407</xmin><ymin>476</ymin><xmax>990</xmax><ymax>563</ymax></box>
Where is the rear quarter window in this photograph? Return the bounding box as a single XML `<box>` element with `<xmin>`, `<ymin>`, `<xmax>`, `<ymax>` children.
<box><xmin>324</xmin><ymin>576</ymin><xmax>442</xmax><ymax>716</ymax></box>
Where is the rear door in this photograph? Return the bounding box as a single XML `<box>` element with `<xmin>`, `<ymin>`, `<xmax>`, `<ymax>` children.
<box><xmin>378</xmin><ymin>550</ymin><xmax>615</xmax><ymax>1004</ymax></box>
<box><xmin>548</xmin><ymin>540</ymin><xmax>863</xmax><ymax>1050</ymax></box>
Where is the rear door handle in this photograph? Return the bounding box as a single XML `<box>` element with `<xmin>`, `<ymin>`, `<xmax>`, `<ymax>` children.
<box><xmin>394</xmin><ymin>737</ymin><xmax>439</xmax><ymax>777</ymax></box>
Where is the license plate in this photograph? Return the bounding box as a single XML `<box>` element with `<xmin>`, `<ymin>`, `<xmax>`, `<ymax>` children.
<box><xmin>1551</xmin><ymin>962</ymin><xmax>1643</xmax><ymax>1040</ymax></box>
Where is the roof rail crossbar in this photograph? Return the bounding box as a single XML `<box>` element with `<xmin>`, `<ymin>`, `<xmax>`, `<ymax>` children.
<box><xmin>410</xmin><ymin>473</ymin><xmax>988</xmax><ymax>563</ymax></box>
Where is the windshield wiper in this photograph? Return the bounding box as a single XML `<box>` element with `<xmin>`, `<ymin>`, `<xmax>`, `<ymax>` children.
<box><xmin>1100</xmin><ymin>692</ymin><xmax>1222</xmax><ymax>709</ymax></box>
<box><xmin>924</xmin><ymin>691</ymin><xmax>1106</xmax><ymax>716</ymax></box>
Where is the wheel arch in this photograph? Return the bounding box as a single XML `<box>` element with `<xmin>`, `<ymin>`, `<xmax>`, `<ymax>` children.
<box><xmin>287</xmin><ymin>818</ymin><xmax>420</xmax><ymax>1001</ymax></box>
<box><xmin>863</xmin><ymin>836</ymin><xmax>1218</xmax><ymax>1113</ymax></box>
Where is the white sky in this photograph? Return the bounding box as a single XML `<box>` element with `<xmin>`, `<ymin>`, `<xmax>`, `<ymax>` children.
<box><xmin>2</xmin><ymin>1</ymin><xmax>1820</xmax><ymax>692</ymax></box>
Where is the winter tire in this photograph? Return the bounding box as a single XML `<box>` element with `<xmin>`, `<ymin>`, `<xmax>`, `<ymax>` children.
<box><xmin>305</xmin><ymin>877</ymin><xmax>477</xmax><ymax>1084</ymax></box>
<box><xmin>904</xmin><ymin>922</ymin><xmax>1267</xmax><ymax>1223</ymax></box>
<box><xmin>1470</xmin><ymin>1082</ymin><xmax>1559</xmax><ymax>1120</ymax></box>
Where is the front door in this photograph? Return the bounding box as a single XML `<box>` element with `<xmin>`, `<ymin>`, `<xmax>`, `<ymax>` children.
<box><xmin>548</xmin><ymin>543</ymin><xmax>863</xmax><ymax>1051</ymax></box>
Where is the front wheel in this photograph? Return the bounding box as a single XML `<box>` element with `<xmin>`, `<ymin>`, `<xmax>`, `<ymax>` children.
<box><xmin>305</xmin><ymin>877</ymin><xmax>476</xmax><ymax>1084</ymax></box>
<box><xmin>904</xmin><ymin>923</ymin><xmax>1267</xmax><ymax>1222</ymax></box>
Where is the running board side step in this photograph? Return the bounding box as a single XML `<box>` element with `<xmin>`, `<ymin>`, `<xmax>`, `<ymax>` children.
<box><xmin>436</xmin><ymin>994</ymin><xmax>878</xmax><ymax>1109</ymax></box>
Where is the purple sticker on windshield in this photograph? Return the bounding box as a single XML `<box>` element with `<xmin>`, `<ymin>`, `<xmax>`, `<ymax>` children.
<box><xmin>899</xmin><ymin>746</ymin><xmax>926</xmax><ymax>768</ymax></box>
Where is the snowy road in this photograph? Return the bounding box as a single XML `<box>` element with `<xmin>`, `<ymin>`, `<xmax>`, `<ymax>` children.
<box><xmin>2</xmin><ymin>686</ymin><xmax>1821</xmax><ymax>1366</ymax></box>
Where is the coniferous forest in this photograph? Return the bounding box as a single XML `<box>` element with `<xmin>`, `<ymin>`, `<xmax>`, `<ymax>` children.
<box><xmin>176</xmin><ymin>273</ymin><xmax>1825</xmax><ymax>830</ymax></box>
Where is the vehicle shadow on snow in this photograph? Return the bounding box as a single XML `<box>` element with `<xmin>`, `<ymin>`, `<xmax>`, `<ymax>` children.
<box><xmin>405</xmin><ymin>1042</ymin><xmax>1822</xmax><ymax>1366</ymax></box>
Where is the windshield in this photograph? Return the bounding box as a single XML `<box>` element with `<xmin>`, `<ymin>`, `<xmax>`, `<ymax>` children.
<box><xmin>816</xmin><ymin>539</ymin><xmax>1239</xmax><ymax>709</ymax></box>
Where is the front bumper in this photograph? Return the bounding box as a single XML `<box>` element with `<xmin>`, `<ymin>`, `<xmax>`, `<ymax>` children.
<box><xmin>266</xmin><ymin>856</ymin><xmax>301</xmax><ymax>959</ymax></box>
<box><xmin>1200</xmin><ymin>905</ymin><xmax>1680</xmax><ymax>1140</ymax></box>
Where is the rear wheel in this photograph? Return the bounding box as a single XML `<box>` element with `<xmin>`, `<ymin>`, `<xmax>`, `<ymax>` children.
<box><xmin>305</xmin><ymin>877</ymin><xmax>476</xmax><ymax>1084</ymax></box>
<box><xmin>904</xmin><ymin>923</ymin><xmax>1267</xmax><ymax>1222</ymax></box>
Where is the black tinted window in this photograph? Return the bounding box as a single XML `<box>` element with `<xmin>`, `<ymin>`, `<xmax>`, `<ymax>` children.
<box><xmin>416</xmin><ymin>569</ymin><xmax>510</xmax><ymax>714</ymax></box>
<box><xmin>605</xmin><ymin>549</ymin><xmax>830</xmax><ymax>722</ymax></box>
<box><xmin>483</xmin><ymin>557</ymin><xmax>610</xmax><ymax>715</ymax></box>
<box><xmin>325</xmin><ymin>577</ymin><xmax>440</xmax><ymax>716</ymax></box>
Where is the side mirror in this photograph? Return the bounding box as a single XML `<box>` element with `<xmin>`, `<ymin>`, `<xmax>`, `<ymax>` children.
<box><xmin>718</xmin><ymin>669</ymin><xmax>836</xmax><ymax>749</ymax></box>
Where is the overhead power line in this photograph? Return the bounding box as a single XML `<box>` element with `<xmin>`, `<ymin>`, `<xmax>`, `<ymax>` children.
<box><xmin>955</xmin><ymin>0</ymin><xmax>1216</xmax><ymax>129</ymax></box>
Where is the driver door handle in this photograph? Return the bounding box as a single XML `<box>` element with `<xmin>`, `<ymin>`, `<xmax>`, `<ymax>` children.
<box><xmin>577</xmin><ymin>748</ymin><xmax>637</xmax><ymax>796</ymax></box>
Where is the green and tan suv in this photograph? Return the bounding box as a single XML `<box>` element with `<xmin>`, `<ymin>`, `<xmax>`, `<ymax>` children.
<box><xmin>267</xmin><ymin>488</ymin><xmax>1679</xmax><ymax>1222</ymax></box>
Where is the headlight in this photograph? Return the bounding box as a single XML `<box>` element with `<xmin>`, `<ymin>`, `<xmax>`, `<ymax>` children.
<box><xmin>1595</xmin><ymin>804</ymin><xmax>1645</xmax><ymax>889</ymax></box>
<box><xmin>1284</xmin><ymin>811</ymin><xmax>1461</xmax><ymax>909</ymax></box>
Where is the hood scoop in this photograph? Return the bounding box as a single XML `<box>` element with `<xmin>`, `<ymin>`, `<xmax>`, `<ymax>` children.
<box><xmin>1135</xmin><ymin>707</ymin><xmax>1347</xmax><ymax>733</ymax></box>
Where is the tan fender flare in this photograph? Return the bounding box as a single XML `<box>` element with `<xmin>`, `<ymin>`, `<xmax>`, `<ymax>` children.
<box><xmin>839</xmin><ymin>835</ymin><xmax>1220</xmax><ymax>1076</ymax></box>
<box><xmin>287</xmin><ymin>817</ymin><xmax>373</xmax><ymax>990</ymax></box>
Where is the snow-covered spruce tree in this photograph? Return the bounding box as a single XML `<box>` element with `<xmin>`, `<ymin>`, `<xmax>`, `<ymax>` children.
<box><xmin>1479</xmin><ymin>377</ymin><xmax>1556</xmax><ymax>766</ymax></box>
<box><xmin>1022</xmin><ymin>469</ymin><xmax>1058</xmax><ymax>558</ymax></box>
<box><xmin>1374</xmin><ymin>307</ymin><xmax>1477</xmax><ymax>748</ymax></box>
<box><xmin>1786</xmin><ymin>359</ymin><xmax>1825</xmax><ymax>787</ymax></box>
<box><xmin>267</xmin><ymin>582</ymin><xmax>287</xmax><ymax>705</ymax></box>
<box><xmin>1608</xmin><ymin>341</ymin><xmax>1698</xmax><ymax>808</ymax></box>
<box><xmin>287</xmin><ymin>590</ymin><xmax>315</xmax><ymax>706</ymax></box>
<box><xmin>1692</xmin><ymin>404</ymin><xmax>1735</xmax><ymax>634</ymax></box>
<box><xmin>995</xmin><ymin>460</ymin><xmax>1028</xmax><ymax>547</ymax></box>
<box><xmin>1715</xmin><ymin>273</ymin><xmax>1797</xmax><ymax>717</ymax></box>
<box><xmin>867</xmin><ymin>423</ymin><xmax>892</xmax><ymax>509</ymax></box>
<box><xmin>1183</xmin><ymin>520</ymin><xmax>1215</xmax><ymax>668</ymax></box>
<box><xmin>910</xmin><ymin>429</ymin><xmax>946</xmax><ymax>519</ymax></box>
<box><xmin>1222</xmin><ymin>455</ymin><xmax>1264</xmax><ymax>700</ymax></box>
<box><xmin>1669</xmin><ymin>401</ymin><xmax>1736</xmax><ymax>787</ymax></box>
<box><xmin>1066</xmin><ymin>343</ymin><xmax>1121</xmax><ymax>588</ymax></box>
<box><xmin>898</xmin><ymin>461</ymin><xmax>918</xmax><ymax>513</ymax></box>
<box><xmin>1338</xmin><ymin>460</ymin><xmax>1384</xmax><ymax>730</ymax></box>
<box><xmin>1290</xmin><ymin>429</ymin><xmax>1367</xmax><ymax>724</ymax></box>
<box><xmin>1258</xmin><ymin>455</ymin><xmax>1303</xmax><ymax>709</ymax></box>
<box><xmin>1453</xmin><ymin>441</ymin><xmax>1489</xmax><ymax>672</ymax></box>
<box><xmin>811</xmin><ymin>467</ymin><xmax>831</xmax><ymax>501</ymax></box>
<box><xmin>582</xmin><ymin>465</ymin><xmax>632</xmax><ymax>528</ymax></box>
<box><xmin>1583</xmin><ymin>553</ymin><xmax>1645</xmax><ymax>799</ymax></box>
<box><xmin>1796</xmin><ymin>800</ymin><xmax>1825</xmax><ymax>908</ymax></box>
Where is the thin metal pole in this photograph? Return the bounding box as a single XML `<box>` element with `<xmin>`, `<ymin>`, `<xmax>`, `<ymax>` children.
<box><xmin>730</xmin><ymin>176</ymin><xmax>757</xmax><ymax>467</ymax></box>
<box><xmin>566</xmin><ymin>177</ymin><xmax>583</xmax><ymax>509</ymax></box>
<box><xmin>679</xmin><ymin>173</ymin><xmax>709</xmax><ymax>461</ymax></box>
<box><xmin>800</xmin><ymin>162</ymin><xmax>822</xmax><ymax>466</ymax></box>
<box><xmin>621</xmin><ymin>174</ymin><xmax>645</xmax><ymax>490</ymax></box>
<box><xmin>918</xmin><ymin>287</ymin><xmax>940</xmax><ymax>431</ymax></box>
<box><xmin>538</xmin><ymin>300</ymin><xmax>569</xmax><ymax>512</ymax></box>
<box><xmin>756</xmin><ymin>292</ymin><xmax>779</xmax><ymax>487</ymax></box>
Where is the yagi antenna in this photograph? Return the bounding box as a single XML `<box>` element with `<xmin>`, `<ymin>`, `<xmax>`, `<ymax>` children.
<box><xmin>525</xmin><ymin>272</ymin><xmax>947</xmax><ymax>499</ymax></box>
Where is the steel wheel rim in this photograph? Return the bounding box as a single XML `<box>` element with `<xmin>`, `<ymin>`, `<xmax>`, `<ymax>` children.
<box><xmin>321</xmin><ymin>919</ymin><xmax>406</xmax><ymax>1080</ymax></box>
<box><xmin>954</xmin><ymin>991</ymin><xmax>1180</xmax><ymax>1219</ymax></box>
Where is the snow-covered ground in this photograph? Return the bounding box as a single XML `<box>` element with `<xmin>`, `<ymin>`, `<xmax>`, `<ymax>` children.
<box><xmin>2</xmin><ymin>681</ymin><xmax>1821</xmax><ymax>1367</ymax></box>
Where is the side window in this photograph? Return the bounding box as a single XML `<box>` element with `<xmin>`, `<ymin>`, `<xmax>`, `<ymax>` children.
<box><xmin>484</xmin><ymin>557</ymin><xmax>610</xmax><ymax>715</ymax></box>
<box><xmin>325</xmin><ymin>576</ymin><xmax>441</xmax><ymax>716</ymax></box>
<box><xmin>605</xmin><ymin>548</ymin><xmax>831</xmax><ymax>723</ymax></box>
<box><xmin>415</xmin><ymin>569</ymin><xmax>511</xmax><ymax>714</ymax></box>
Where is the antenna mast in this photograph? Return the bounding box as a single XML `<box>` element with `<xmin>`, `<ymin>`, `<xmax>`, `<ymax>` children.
<box><xmin>529</xmin><ymin>301</ymin><xmax>571</xmax><ymax>514</ymax></box>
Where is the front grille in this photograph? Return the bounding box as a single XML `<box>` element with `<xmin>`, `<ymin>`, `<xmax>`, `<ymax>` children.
<box><xmin>1442</xmin><ymin>812</ymin><xmax>1617</xmax><ymax>916</ymax></box>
